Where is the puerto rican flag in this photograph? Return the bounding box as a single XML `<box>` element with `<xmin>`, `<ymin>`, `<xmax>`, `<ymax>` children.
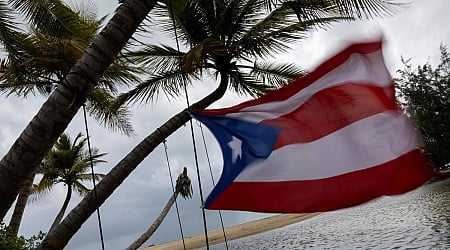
<box><xmin>191</xmin><ymin>41</ymin><xmax>433</xmax><ymax>213</ymax></box>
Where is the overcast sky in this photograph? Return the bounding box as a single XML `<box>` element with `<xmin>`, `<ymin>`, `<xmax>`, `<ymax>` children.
<box><xmin>2</xmin><ymin>1</ymin><xmax>450</xmax><ymax>249</ymax></box>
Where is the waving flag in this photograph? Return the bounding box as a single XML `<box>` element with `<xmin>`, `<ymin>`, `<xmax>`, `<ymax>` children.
<box><xmin>192</xmin><ymin>41</ymin><xmax>433</xmax><ymax>213</ymax></box>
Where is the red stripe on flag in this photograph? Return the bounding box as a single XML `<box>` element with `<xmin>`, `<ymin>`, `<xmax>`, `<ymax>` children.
<box><xmin>196</xmin><ymin>41</ymin><xmax>384</xmax><ymax>116</ymax></box>
<box><xmin>208</xmin><ymin>149</ymin><xmax>432</xmax><ymax>213</ymax></box>
<box><xmin>262</xmin><ymin>83</ymin><xmax>397</xmax><ymax>149</ymax></box>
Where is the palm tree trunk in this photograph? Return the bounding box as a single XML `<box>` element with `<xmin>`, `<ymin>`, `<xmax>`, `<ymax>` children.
<box><xmin>126</xmin><ymin>192</ymin><xmax>179</xmax><ymax>250</ymax></box>
<box><xmin>48</xmin><ymin>185</ymin><xmax>72</xmax><ymax>233</ymax></box>
<box><xmin>39</xmin><ymin>74</ymin><xmax>229</xmax><ymax>250</ymax></box>
<box><xmin>8</xmin><ymin>168</ymin><xmax>37</xmax><ymax>235</ymax></box>
<box><xmin>0</xmin><ymin>0</ymin><xmax>158</xmax><ymax>220</ymax></box>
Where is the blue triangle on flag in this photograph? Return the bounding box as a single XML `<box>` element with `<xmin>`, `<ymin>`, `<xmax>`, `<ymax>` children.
<box><xmin>192</xmin><ymin>113</ymin><xmax>281</xmax><ymax>207</ymax></box>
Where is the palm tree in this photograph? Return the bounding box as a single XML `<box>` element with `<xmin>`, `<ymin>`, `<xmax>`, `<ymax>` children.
<box><xmin>0</xmin><ymin>0</ymin><xmax>156</xmax><ymax>221</ymax></box>
<box><xmin>7</xmin><ymin>168</ymin><xmax>37</xmax><ymax>236</ymax></box>
<box><xmin>40</xmin><ymin>1</ymin><xmax>405</xmax><ymax>249</ymax></box>
<box><xmin>33</xmin><ymin>133</ymin><xmax>106</xmax><ymax>232</ymax></box>
<box><xmin>1</xmin><ymin>0</ymin><xmax>139</xmax><ymax>234</ymax></box>
<box><xmin>126</xmin><ymin>167</ymin><xmax>193</xmax><ymax>250</ymax></box>
<box><xmin>0</xmin><ymin>0</ymin><xmax>139</xmax><ymax>135</ymax></box>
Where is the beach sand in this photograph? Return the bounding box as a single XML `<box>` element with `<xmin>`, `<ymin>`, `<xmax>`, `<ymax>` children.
<box><xmin>144</xmin><ymin>212</ymin><xmax>321</xmax><ymax>250</ymax></box>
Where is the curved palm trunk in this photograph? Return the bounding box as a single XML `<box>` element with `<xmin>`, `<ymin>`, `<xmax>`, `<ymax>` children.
<box><xmin>48</xmin><ymin>185</ymin><xmax>72</xmax><ymax>233</ymax></box>
<box><xmin>126</xmin><ymin>192</ymin><xmax>179</xmax><ymax>250</ymax></box>
<box><xmin>40</xmin><ymin>74</ymin><xmax>229</xmax><ymax>249</ymax></box>
<box><xmin>8</xmin><ymin>169</ymin><xmax>37</xmax><ymax>235</ymax></box>
<box><xmin>0</xmin><ymin>0</ymin><xmax>158</xmax><ymax>220</ymax></box>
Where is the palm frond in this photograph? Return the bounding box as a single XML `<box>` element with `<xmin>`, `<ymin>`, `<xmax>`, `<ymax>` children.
<box><xmin>235</xmin><ymin>4</ymin><xmax>347</xmax><ymax>58</ymax></box>
<box><xmin>220</xmin><ymin>0</ymin><xmax>265</xmax><ymax>45</ymax></box>
<box><xmin>114</xmin><ymin>69</ymin><xmax>194</xmax><ymax>106</ymax></box>
<box><xmin>228</xmin><ymin>67</ymin><xmax>265</xmax><ymax>97</ymax></box>
<box><xmin>9</xmin><ymin>0</ymin><xmax>98</xmax><ymax>40</ymax></box>
<box><xmin>86</xmin><ymin>88</ymin><xmax>135</xmax><ymax>136</ymax></box>
<box><xmin>81</xmin><ymin>149</ymin><xmax>108</xmax><ymax>166</ymax></box>
<box><xmin>56</xmin><ymin>133</ymin><xmax>75</xmax><ymax>151</ymax></box>
<box><xmin>158</xmin><ymin>0</ymin><xmax>212</xmax><ymax>45</ymax></box>
<box><xmin>28</xmin><ymin>183</ymin><xmax>51</xmax><ymax>203</ymax></box>
<box><xmin>30</xmin><ymin>167</ymin><xmax>59</xmax><ymax>203</ymax></box>
<box><xmin>75</xmin><ymin>173</ymin><xmax>105</xmax><ymax>182</ymax></box>
<box><xmin>99</xmin><ymin>57</ymin><xmax>144</xmax><ymax>94</ymax></box>
<box><xmin>0</xmin><ymin>1</ymin><xmax>23</xmax><ymax>53</ymax></box>
<box><xmin>0</xmin><ymin>32</ymin><xmax>85</xmax><ymax>97</ymax></box>
<box><xmin>68</xmin><ymin>161</ymin><xmax>89</xmax><ymax>176</ymax></box>
<box><xmin>249</xmin><ymin>61</ymin><xmax>305</xmax><ymax>87</ymax></box>
<box><xmin>325</xmin><ymin>0</ymin><xmax>406</xmax><ymax>19</ymax></box>
<box><xmin>71</xmin><ymin>181</ymin><xmax>90</xmax><ymax>196</ymax></box>
<box><xmin>124</xmin><ymin>44</ymin><xmax>182</xmax><ymax>72</ymax></box>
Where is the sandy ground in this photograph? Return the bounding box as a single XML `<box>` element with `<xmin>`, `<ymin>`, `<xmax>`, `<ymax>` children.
<box><xmin>144</xmin><ymin>212</ymin><xmax>321</xmax><ymax>250</ymax></box>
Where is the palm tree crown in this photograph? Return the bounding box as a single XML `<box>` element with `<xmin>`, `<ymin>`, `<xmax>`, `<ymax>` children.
<box><xmin>116</xmin><ymin>0</ymin><xmax>403</xmax><ymax>106</ymax></box>
<box><xmin>34</xmin><ymin>133</ymin><xmax>106</xmax><ymax>198</ymax></box>
<box><xmin>0</xmin><ymin>0</ymin><xmax>143</xmax><ymax>135</ymax></box>
<box><xmin>32</xmin><ymin>132</ymin><xmax>106</xmax><ymax>231</ymax></box>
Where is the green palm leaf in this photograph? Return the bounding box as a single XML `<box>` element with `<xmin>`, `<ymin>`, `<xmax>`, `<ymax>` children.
<box><xmin>250</xmin><ymin>61</ymin><xmax>306</xmax><ymax>86</ymax></box>
<box><xmin>124</xmin><ymin>44</ymin><xmax>182</xmax><ymax>72</ymax></box>
<box><xmin>9</xmin><ymin>0</ymin><xmax>97</xmax><ymax>39</ymax></box>
<box><xmin>115</xmin><ymin>69</ymin><xmax>195</xmax><ymax>106</ymax></box>
<box><xmin>87</xmin><ymin>88</ymin><xmax>135</xmax><ymax>136</ymax></box>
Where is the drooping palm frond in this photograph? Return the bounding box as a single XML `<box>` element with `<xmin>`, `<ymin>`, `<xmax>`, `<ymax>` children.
<box><xmin>29</xmin><ymin>162</ymin><xmax>60</xmax><ymax>202</ymax></box>
<box><xmin>0</xmin><ymin>1</ymin><xmax>22</xmax><ymax>53</ymax></box>
<box><xmin>99</xmin><ymin>57</ymin><xmax>144</xmax><ymax>94</ymax></box>
<box><xmin>249</xmin><ymin>61</ymin><xmax>306</xmax><ymax>87</ymax></box>
<box><xmin>9</xmin><ymin>0</ymin><xmax>98</xmax><ymax>40</ymax></box>
<box><xmin>327</xmin><ymin>0</ymin><xmax>406</xmax><ymax>19</ymax></box>
<box><xmin>228</xmin><ymin>65</ymin><xmax>266</xmax><ymax>97</ymax></box>
<box><xmin>86</xmin><ymin>88</ymin><xmax>135</xmax><ymax>136</ymax></box>
<box><xmin>124</xmin><ymin>44</ymin><xmax>182</xmax><ymax>72</ymax></box>
<box><xmin>157</xmin><ymin>0</ymin><xmax>212</xmax><ymax>46</ymax></box>
<box><xmin>71</xmin><ymin>181</ymin><xmax>91</xmax><ymax>196</ymax></box>
<box><xmin>234</xmin><ymin>4</ymin><xmax>348</xmax><ymax>59</ymax></box>
<box><xmin>1</xmin><ymin>1</ymin><xmax>140</xmax><ymax>135</ymax></box>
<box><xmin>220</xmin><ymin>0</ymin><xmax>266</xmax><ymax>44</ymax></box>
<box><xmin>270</xmin><ymin>0</ymin><xmax>405</xmax><ymax>20</ymax></box>
<box><xmin>0</xmin><ymin>32</ymin><xmax>86</xmax><ymax>96</ymax></box>
<box><xmin>114</xmin><ymin>68</ymin><xmax>195</xmax><ymax>106</ymax></box>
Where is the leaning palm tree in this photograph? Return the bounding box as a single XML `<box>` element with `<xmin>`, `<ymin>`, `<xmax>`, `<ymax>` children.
<box><xmin>0</xmin><ymin>0</ymin><xmax>140</xmax><ymax>136</ymax></box>
<box><xmin>127</xmin><ymin>167</ymin><xmax>193</xmax><ymax>250</ymax></box>
<box><xmin>0</xmin><ymin>0</ymin><xmax>157</xmax><ymax>221</ymax></box>
<box><xmin>33</xmin><ymin>132</ymin><xmax>106</xmax><ymax>232</ymax></box>
<box><xmin>1</xmin><ymin>0</ymin><xmax>139</xmax><ymax>234</ymax></box>
<box><xmin>7</xmin><ymin>168</ymin><xmax>37</xmax><ymax>236</ymax></box>
<box><xmin>41</xmin><ymin>1</ymin><xmax>405</xmax><ymax>249</ymax></box>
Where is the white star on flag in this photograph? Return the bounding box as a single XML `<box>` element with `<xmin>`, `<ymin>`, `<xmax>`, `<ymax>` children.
<box><xmin>228</xmin><ymin>136</ymin><xmax>242</xmax><ymax>164</ymax></box>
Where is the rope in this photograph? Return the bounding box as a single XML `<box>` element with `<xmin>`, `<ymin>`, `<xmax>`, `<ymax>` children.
<box><xmin>167</xmin><ymin>0</ymin><xmax>210</xmax><ymax>249</ymax></box>
<box><xmin>82</xmin><ymin>105</ymin><xmax>105</xmax><ymax>250</ymax></box>
<box><xmin>162</xmin><ymin>140</ymin><xmax>186</xmax><ymax>250</ymax></box>
<box><xmin>197</xmin><ymin>122</ymin><xmax>229</xmax><ymax>249</ymax></box>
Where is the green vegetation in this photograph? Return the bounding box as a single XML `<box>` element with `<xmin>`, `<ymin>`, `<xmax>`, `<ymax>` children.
<box><xmin>0</xmin><ymin>223</ymin><xmax>44</xmax><ymax>250</ymax></box>
<box><xmin>396</xmin><ymin>45</ymin><xmax>450</xmax><ymax>169</ymax></box>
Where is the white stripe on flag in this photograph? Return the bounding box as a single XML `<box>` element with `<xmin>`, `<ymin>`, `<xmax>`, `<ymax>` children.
<box><xmin>235</xmin><ymin>111</ymin><xmax>421</xmax><ymax>182</ymax></box>
<box><xmin>227</xmin><ymin>50</ymin><xmax>392</xmax><ymax>123</ymax></box>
